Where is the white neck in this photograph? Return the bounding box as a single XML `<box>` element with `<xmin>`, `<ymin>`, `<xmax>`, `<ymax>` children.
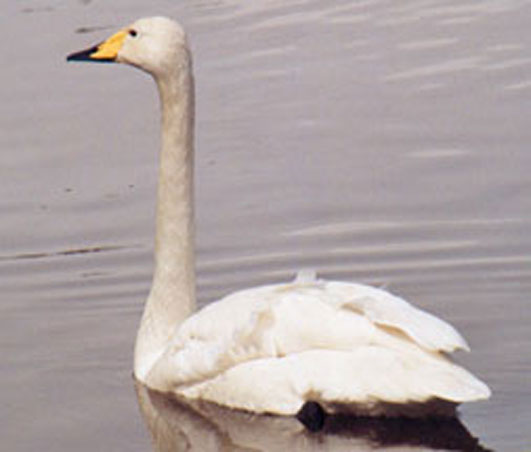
<box><xmin>134</xmin><ymin>52</ymin><xmax>195</xmax><ymax>378</ymax></box>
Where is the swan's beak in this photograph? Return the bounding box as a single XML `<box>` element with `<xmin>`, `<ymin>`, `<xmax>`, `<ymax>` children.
<box><xmin>67</xmin><ymin>29</ymin><xmax>128</xmax><ymax>63</ymax></box>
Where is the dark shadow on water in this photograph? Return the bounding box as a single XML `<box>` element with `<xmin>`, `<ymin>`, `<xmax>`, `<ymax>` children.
<box><xmin>323</xmin><ymin>415</ymin><xmax>491</xmax><ymax>451</ymax></box>
<box><xmin>134</xmin><ymin>380</ymin><xmax>492</xmax><ymax>452</ymax></box>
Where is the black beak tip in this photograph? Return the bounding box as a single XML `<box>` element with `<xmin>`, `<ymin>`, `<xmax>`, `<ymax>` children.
<box><xmin>66</xmin><ymin>46</ymin><xmax>96</xmax><ymax>62</ymax></box>
<box><xmin>66</xmin><ymin>45</ymin><xmax>114</xmax><ymax>63</ymax></box>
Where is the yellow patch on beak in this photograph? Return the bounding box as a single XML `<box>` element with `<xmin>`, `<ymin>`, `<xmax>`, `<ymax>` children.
<box><xmin>90</xmin><ymin>30</ymin><xmax>128</xmax><ymax>60</ymax></box>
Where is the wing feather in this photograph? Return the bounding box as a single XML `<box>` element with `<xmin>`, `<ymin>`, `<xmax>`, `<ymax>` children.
<box><xmin>326</xmin><ymin>282</ymin><xmax>470</xmax><ymax>352</ymax></box>
<box><xmin>151</xmin><ymin>279</ymin><xmax>473</xmax><ymax>395</ymax></box>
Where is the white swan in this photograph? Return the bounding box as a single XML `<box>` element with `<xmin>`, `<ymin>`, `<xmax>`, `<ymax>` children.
<box><xmin>67</xmin><ymin>17</ymin><xmax>490</xmax><ymax>419</ymax></box>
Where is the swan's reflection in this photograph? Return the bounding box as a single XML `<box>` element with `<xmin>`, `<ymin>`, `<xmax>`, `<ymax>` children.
<box><xmin>134</xmin><ymin>380</ymin><xmax>490</xmax><ymax>452</ymax></box>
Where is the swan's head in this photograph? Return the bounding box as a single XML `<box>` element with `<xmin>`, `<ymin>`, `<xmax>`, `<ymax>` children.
<box><xmin>67</xmin><ymin>17</ymin><xmax>190</xmax><ymax>78</ymax></box>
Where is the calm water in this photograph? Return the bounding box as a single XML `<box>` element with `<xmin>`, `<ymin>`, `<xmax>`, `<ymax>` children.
<box><xmin>2</xmin><ymin>0</ymin><xmax>530</xmax><ymax>450</ymax></box>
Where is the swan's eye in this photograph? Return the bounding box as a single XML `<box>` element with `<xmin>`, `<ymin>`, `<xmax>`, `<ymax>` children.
<box><xmin>129</xmin><ymin>29</ymin><xmax>138</xmax><ymax>38</ymax></box>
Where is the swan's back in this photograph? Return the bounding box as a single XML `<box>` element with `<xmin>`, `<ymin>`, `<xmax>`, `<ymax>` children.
<box><xmin>143</xmin><ymin>276</ymin><xmax>490</xmax><ymax>416</ymax></box>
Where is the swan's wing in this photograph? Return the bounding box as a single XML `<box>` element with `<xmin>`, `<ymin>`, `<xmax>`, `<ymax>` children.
<box><xmin>148</xmin><ymin>283</ymin><xmax>374</xmax><ymax>389</ymax></box>
<box><xmin>175</xmin><ymin>282</ymin><xmax>385</xmax><ymax>359</ymax></box>
<box><xmin>180</xmin><ymin>347</ymin><xmax>491</xmax><ymax>415</ymax></box>
<box><xmin>148</xmin><ymin>278</ymin><xmax>471</xmax><ymax>392</ymax></box>
<box><xmin>197</xmin><ymin>278</ymin><xmax>470</xmax><ymax>354</ymax></box>
<box><xmin>325</xmin><ymin>281</ymin><xmax>470</xmax><ymax>353</ymax></box>
<box><xmin>146</xmin><ymin>297</ymin><xmax>276</xmax><ymax>389</ymax></box>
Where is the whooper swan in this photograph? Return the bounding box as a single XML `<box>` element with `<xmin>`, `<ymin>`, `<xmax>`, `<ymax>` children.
<box><xmin>67</xmin><ymin>17</ymin><xmax>490</xmax><ymax>425</ymax></box>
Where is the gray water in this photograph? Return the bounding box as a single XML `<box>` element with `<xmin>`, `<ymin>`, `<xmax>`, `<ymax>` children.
<box><xmin>2</xmin><ymin>0</ymin><xmax>530</xmax><ymax>450</ymax></box>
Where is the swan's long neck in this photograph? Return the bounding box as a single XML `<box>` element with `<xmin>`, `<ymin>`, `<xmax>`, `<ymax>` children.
<box><xmin>135</xmin><ymin>51</ymin><xmax>195</xmax><ymax>378</ymax></box>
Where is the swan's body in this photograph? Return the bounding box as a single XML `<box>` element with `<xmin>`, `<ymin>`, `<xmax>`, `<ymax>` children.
<box><xmin>67</xmin><ymin>17</ymin><xmax>490</xmax><ymax>418</ymax></box>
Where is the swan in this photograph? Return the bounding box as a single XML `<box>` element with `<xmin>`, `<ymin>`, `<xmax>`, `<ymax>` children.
<box><xmin>67</xmin><ymin>17</ymin><xmax>490</xmax><ymax>421</ymax></box>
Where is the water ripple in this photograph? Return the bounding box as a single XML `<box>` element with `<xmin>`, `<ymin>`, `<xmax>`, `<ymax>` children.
<box><xmin>0</xmin><ymin>245</ymin><xmax>132</xmax><ymax>262</ymax></box>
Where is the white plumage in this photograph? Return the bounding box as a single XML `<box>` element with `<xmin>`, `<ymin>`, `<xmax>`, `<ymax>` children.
<box><xmin>143</xmin><ymin>275</ymin><xmax>489</xmax><ymax>415</ymax></box>
<box><xmin>68</xmin><ymin>16</ymin><xmax>490</xmax><ymax>418</ymax></box>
